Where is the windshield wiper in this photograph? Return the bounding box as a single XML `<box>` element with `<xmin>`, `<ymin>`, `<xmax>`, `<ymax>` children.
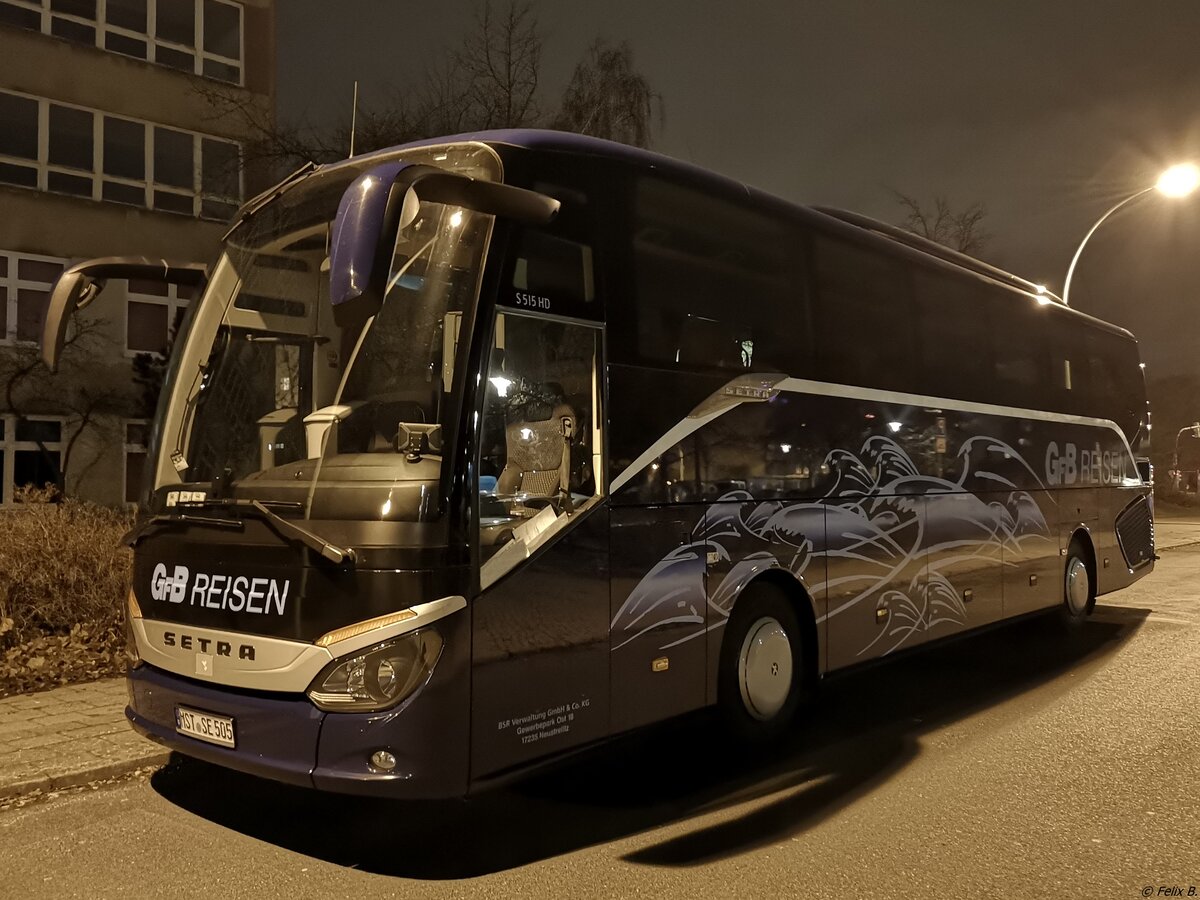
<box><xmin>222</xmin><ymin>160</ymin><xmax>317</xmax><ymax>241</ymax></box>
<box><xmin>193</xmin><ymin>498</ymin><xmax>357</xmax><ymax>567</ymax></box>
<box><xmin>123</xmin><ymin>513</ymin><xmax>243</xmax><ymax>548</ymax></box>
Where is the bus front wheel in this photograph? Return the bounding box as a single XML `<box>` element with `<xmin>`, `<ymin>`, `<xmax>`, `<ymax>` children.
<box><xmin>718</xmin><ymin>584</ymin><xmax>804</xmax><ymax>742</ymax></box>
<box><xmin>1060</xmin><ymin>538</ymin><xmax>1095</xmax><ymax>628</ymax></box>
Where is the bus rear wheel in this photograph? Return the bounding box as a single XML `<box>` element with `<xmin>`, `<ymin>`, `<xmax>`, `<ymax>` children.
<box><xmin>1059</xmin><ymin>538</ymin><xmax>1095</xmax><ymax>628</ymax></box>
<box><xmin>718</xmin><ymin>584</ymin><xmax>805</xmax><ymax>743</ymax></box>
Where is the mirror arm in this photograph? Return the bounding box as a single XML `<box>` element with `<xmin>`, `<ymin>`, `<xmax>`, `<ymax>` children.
<box><xmin>41</xmin><ymin>257</ymin><xmax>207</xmax><ymax>372</ymax></box>
<box><xmin>409</xmin><ymin>173</ymin><xmax>560</xmax><ymax>226</ymax></box>
<box><xmin>331</xmin><ymin>161</ymin><xmax>561</xmax><ymax>323</ymax></box>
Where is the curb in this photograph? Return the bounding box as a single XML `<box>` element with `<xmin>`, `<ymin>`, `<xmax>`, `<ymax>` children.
<box><xmin>1159</xmin><ymin>539</ymin><xmax>1200</xmax><ymax>552</ymax></box>
<box><xmin>0</xmin><ymin>750</ymin><xmax>171</xmax><ymax>802</ymax></box>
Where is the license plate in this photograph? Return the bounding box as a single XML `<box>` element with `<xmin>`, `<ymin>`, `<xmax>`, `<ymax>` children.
<box><xmin>175</xmin><ymin>705</ymin><xmax>236</xmax><ymax>749</ymax></box>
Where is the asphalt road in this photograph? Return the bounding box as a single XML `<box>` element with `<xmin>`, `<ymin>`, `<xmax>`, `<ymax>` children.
<box><xmin>4</xmin><ymin>545</ymin><xmax>1200</xmax><ymax>899</ymax></box>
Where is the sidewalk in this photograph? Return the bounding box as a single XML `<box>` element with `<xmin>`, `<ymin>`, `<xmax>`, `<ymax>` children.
<box><xmin>0</xmin><ymin>678</ymin><xmax>167</xmax><ymax>801</ymax></box>
<box><xmin>0</xmin><ymin>512</ymin><xmax>1195</xmax><ymax>803</ymax></box>
<box><xmin>1153</xmin><ymin>504</ymin><xmax>1200</xmax><ymax>551</ymax></box>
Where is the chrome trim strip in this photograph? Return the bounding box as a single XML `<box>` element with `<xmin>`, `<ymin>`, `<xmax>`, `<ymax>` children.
<box><xmin>321</xmin><ymin>595</ymin><xmax>465</xmax><ymax>657</ymax></box>
<box><xmin>774</xmin><ymin>377</ymin><xmax>1131</xmax><ymax>442</ymax></box>
<box><xmin>132</xmin><ymin>595</ymin><xmax>467</xmax><ymax>693</ymax></box>
<box><xmin>611</xmin><ymin>375</ymin><xmax>1140</xmax><ymax>495</ymax></box>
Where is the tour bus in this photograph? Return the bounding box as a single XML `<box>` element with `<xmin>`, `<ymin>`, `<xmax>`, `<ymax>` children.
<box><xmin>43</xmin><ymin>130</ymin><xmax>1154</xmax><ymax>798</ymax></box>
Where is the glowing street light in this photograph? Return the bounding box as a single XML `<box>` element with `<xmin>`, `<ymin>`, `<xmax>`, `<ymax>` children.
<box><xmin>1157</xmin><ymin>163</ymin><xmax>1200</xmax><ymax>198</ymax></box>
<box><xmin>1061</xmin><ymin>163</ymin><xmax>1199</xmax><ymax>306</ymax></box>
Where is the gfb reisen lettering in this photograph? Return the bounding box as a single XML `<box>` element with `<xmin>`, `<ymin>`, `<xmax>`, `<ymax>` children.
<box><xmin>150</xmin><ymin>563</ymin><xmax>290</xmax><ymax>615</ymax></box>
<box><xmin>1045</xmin><ymin>440</ymin><xmax>1131</xmax><ymax>486</ymax></box>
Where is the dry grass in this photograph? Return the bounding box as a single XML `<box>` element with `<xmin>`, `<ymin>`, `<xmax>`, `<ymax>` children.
<box><xmin>0</xmin><ymin>487</ymin><xmax>132</xmax><ymax>695</ymax></box>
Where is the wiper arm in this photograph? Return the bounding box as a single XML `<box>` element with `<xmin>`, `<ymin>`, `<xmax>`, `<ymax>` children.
<box><xmin>249</xmin><ymin>500</ymin><xmax>357</xmax><ymax>567</ymax></box>
<box><xmin>122</xmin><ymin>513</ymin><xmax>244</xmax><ymax>548</ymax></box>
<box><xmin>192</xmin><ymin>498</ymin><xmax>356</xmax><ymax>566</ymax></box>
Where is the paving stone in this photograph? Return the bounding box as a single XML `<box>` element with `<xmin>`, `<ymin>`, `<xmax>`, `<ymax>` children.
<box><xmin>0</xmin><ymin>677</ymin><xmax>168</xmax><ymax>800</ymax></box>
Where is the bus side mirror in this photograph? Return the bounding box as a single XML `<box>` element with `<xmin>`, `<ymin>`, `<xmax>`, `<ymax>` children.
<box><xmin>42</xmin><ymin>257</ymin><xmax>207</xmax><ymax>372</ymax></box>
<box><xmin>329</xmin><ymin>161</ymin><xmax>560</xmax><ymax>323</ymax></box>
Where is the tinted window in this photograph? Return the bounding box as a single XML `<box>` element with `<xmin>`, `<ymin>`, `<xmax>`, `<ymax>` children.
<box><xmin>156</xmin><ymin>0</ymin><xmax>194</xmax><ymax>45</ymax></box>
<box><xmin>104</xmin><ymin>117</ymin><xmax>145</xmax><ymax>179</ymax></box>
<box><xmin>201</xmin><ymin>137</ymin><xmax>240</xmax><ymax>199</ymax></box>
<box><xmin>625</xmin><ymin>177</ymin><xmax>807</xmax><ymax>374</ymax></box>
<box><xmin>0</xmin><ymin>93</ymin><xmax>38</xmax><ymax>160</ymax></box>
<box><xmin>203</xmin><ymin>0</ymin><xmax>240</xmax><ymax>59</ymax></box>
<box><xmin>988</xmin><ymin>287</ymin><xmax>1050</xmax><ymax>406</ymax></box>
<box><xmin>913</xmin><ymin>267</ymin><xmax>992</xmax><ymax>401</ymax></box>
<box><xmin>48</xmin><ymin>105</ymin><xmax>94</xmax><ymax>171</ymax></box>
<box><xmin>107</xmin><ymin>0</ymin><xmax>147</xmax><ymax>31</ymax></box>
<box><xmin>812</xmin><ymin>234</ymin><xmax>916</xmax><ymax>391</ymax></box>
<box><xmin>505</xmin><ymin>230</ymin><xmax>594</xmax><ymax>320</ymax></box>
<box><xmin>1085</xmin><ymin>328</ymin><xmax>1143</xmax><ymax>440</ymax></box>
<box><xmin>154</xmin><ymin>127</ymin><xmax>194</xmax><ymax>189</ymax></box>
<box><xmin>1040</xmin><ymin>304</ymin><xmax>1086</xmax><ymax>415</ymax></box>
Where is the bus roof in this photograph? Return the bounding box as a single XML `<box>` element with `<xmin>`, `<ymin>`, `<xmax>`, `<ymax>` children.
<box><xmin>299</xmin><ymin>129</ymin><xmax>1137</xmax><ymax>344</ymax></box>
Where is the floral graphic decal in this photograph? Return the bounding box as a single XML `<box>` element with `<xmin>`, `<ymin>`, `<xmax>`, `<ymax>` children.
<box><xmin>611</xmin><ymin>434</ymin><xmax>1054</xmax><ymax>657</ymax></box>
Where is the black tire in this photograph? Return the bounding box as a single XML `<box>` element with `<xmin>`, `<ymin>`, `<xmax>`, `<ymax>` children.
<box><xmin>1059</xmin><ymin>537</ymin><xmax>1095</xmax><ymax>628</ymax></box>
<box><xmin>717</xmin><ymin>583</ymin><xmax>806</xmax><ymax>743</ymax></box>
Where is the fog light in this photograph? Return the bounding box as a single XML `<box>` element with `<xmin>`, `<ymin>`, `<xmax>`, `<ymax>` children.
<box><xmin>370</xmin><ymin>750</ymin><xmax>397</xmax><ymax>771</ymax></box>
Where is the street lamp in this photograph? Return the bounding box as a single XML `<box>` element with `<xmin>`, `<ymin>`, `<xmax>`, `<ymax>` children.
<box><xmin>1061</xmin><ymin>163</ymin><xmax>1200</xmax><ymax>306</ymax></box>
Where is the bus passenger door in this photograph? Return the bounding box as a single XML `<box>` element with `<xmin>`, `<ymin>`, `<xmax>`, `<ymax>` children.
<box><xmin>469</xmin><ymin>311</ymin><xmax>610</xmax><ymax>778</ymax></box>
<box><xmin>470</xmin><ymin>508</ymin><xmax>611</xmax><ymax>778</ymax></box>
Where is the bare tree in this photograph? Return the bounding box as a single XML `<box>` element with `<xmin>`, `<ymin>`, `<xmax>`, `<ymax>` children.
<box><xmin>455</xmin><ymin>0</ymin><xmax>542</xmax><ymax>129</ymax></box>
<box><xmin>893</xmin><ymin>191</ymin><xmax>990</xmax><ymax>257</ymax></box>
<box><xmin>553</xmin><ymin>39</ymin><xmax>662</xmax><ymax>147</ymax></box>
<box><xmin>191</xmin><ymin>0</ymin><xmax>664</xmax><ymax>183</ymax></box>
<box><xmin>191</xmin><ymin>1</ymin><xmax>542</xmax><ymax>177</ymax></box>
<box><xmin>190</xmin><ymin>79</ymin><xmax>343</xmax><ymax>176</ymax></box>
<box><xmin>1</xmin><ymin>316</ymin><xmax>135</xmax><ymax>496</ymax></box>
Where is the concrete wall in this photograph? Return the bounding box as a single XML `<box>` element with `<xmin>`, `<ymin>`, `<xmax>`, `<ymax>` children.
<box><xmin>0</xmin><ymin>1</ymin><xmax>276</xmax><ymax>508</ymax></box>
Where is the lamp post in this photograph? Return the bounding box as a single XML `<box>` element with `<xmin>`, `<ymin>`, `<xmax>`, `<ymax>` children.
<box><xmin>1173</xmin><ymin>422</ymin><xmax>1200</xmax><ymax>492</ymax></box>
<box><xmin>1061</xmin><ymin>163</ymin><xmax>1200</xmax><ymax>306</ymax></box>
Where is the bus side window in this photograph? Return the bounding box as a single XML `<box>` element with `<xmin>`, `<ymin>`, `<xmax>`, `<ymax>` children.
<box><xmin>509</xmin><ymin>230</ymin><xmax>595</xmax><ymax>318</ymax></box>
<box><xmin>988</xmin><ymin>287</ymin><xmax>1049</xmax><ymax>407</ymax></box>
<box><xmin>812</xmin><ymin>234</ymin><xmax>917</xmax><ymax>392</ymax></box>
<box><xmin>1043</xmin><ymin>305</ymin><xmax>1086</xmax><ymax>416</ymax></box>
<box><xmin>624</xmin><ymin>176</ymin><xmax>807</xmax><ymax>375</ymax></box>
<box><xmin>1086</xmin><ymin>329</ymin><xmax>1142</xmax><ymax>439</ymax></box>
<box><xmin>913</xmin><ymin>267</ymin><xmax>993</xmax><ymax>403</ymax></box>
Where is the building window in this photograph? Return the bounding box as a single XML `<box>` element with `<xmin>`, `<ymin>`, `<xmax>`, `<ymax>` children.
<box><xmin>0</xmin><ymin>249</ymin><xmax>66</xmax><ymax>345</ymax></box>
<box><xmin>126</xmin><ymin>277</ymin><xmax>191</xmax><ymax>354</ymax></box>
<box><xmin>0</xmin><ymin>414</ymin><xmax>64</xmax><ymax>504</ymax></box>
<box><xmin>0</xmin><ymin>89</ymin><xmax>243</xmax><ymax>219</ymax></box>
<box><xmin>0</xmin><ymin>0</ymin><xmax>244</xmax><ymax>85</ymax></box>
<box><xmin>124</xmin><ymin>419</ymin><xmax>149</xmax><ymax>504</ymax></box>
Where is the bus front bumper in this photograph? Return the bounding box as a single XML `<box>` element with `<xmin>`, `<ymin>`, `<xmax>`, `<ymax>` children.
<box><xmin>126</xmin><ymin>631</ymin><xmax>470</xmax><ymax>800</ymax></box>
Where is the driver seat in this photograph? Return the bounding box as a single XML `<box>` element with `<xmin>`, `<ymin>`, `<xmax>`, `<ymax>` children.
<box><xmin>497</xmin><ymin>387</ymin><xmax>575</xmax><ymax>500</ymax></box>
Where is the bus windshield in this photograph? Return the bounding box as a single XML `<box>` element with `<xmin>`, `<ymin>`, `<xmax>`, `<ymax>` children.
<box><xmin>155</xmin><ymin>143</ymin><xmax>500</xmax><ymax>522</ymax></box>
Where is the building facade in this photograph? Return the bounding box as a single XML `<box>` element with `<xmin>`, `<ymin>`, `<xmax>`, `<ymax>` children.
<box><xmin>0</xmin><ymin>0</ymin><xmax>275</xmax><ymax>506</ymax></box>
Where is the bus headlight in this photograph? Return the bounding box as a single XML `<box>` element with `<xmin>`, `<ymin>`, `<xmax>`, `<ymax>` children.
<box><xmin>307</xmin><ymin>629</ymin><xmax>443</xmax><ymax>712</ymax></box>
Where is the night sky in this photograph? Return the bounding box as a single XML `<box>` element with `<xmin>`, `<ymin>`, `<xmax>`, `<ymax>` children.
<box><xmin>278</xmin><ymin>0</ymin><xmax>1200</xmax><ymax>380</ymax></box>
